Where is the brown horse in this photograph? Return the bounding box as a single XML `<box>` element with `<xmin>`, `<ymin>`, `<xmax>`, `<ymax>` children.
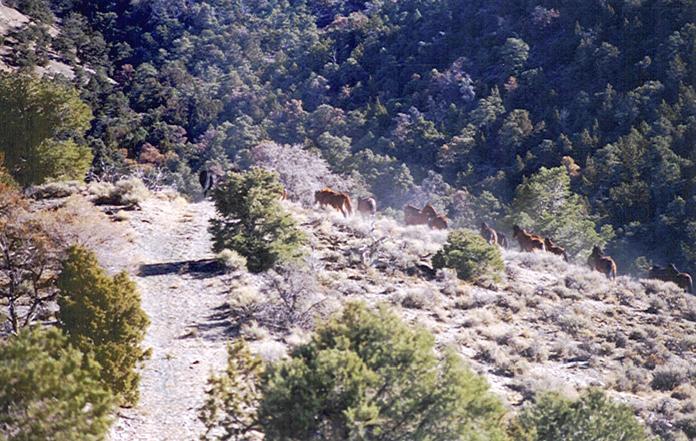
<box><xmin>314</xmin><ymin>188</ymin><xmax>353</xmax><ymax>217</ymax></box>
<box><xmin>480</xmin><ymin>222</ymin><xmax>498</xmax><ymax>246</ymax></box>
<box><xmin>429</xmin><ymin>215</ymin><xmax>448</xmax><ymax>230</ymax></box>
<box><xmin>544</xmin><ymin>237</ymin><xmax>569</xmax><ymax>262</ymax></box>
<box><xmin>404</xmin><ymin>204</ymin><xmax>431</xmax><ymax>226</ymax></box>
<box><xmin>497</xmin><ymin>232</ymin><xmax>509</xmax><ymax>249</ymax></box>
<box><xmin>649</xmin><ymin>264</ymin><xmax>693</xmax><ymax>293</ymax></box>
<box><xmin>512</xmin><ymin>225</ymin><xmax>545</xmax><ymax>252</ymax></box>
<box><xmin>357</xmin><ymin>197</ymin><xmax>377</xmax><ymax>216</ymax></box>
<box><xmin>421</xmin><ymin>204</ymin><xmax>438</xmax><ymax>220</ymax></box>
<box><xmin>587</xmin><ymin>245</ymin><xmax>617</xmax><ymax>280</ymax></box>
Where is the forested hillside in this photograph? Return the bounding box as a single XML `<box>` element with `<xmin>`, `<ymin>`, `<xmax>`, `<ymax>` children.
<box><xmin>3</xmin><ymin>0</ymin><xmax>696</xmax><ymax>271</ymax></box>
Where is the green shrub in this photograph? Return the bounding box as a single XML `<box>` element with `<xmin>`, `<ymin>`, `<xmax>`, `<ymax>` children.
<box><xmin>0</xmin><ymin>327</ymin><xmax>113</xmax><ymax>440</ymax></box>
<box><xmin>432</xmin><ymin>229</ymin><xmax>504</xmax><ymax>281</ymax></box>
<box><xmin>57</xmin><ymin>246</ymin><xmax>150</xmax><ymax>406</ymax></box>
<box><xmin>258</xmin><ymin>302</ymin><xmax>508</xmax><ymax>441</ymax></box>
<box><xmin>209</xmin><ymin>168</ymin><xmax>305</xmax><ymax>273</ymax></box>
<box><xmin>510</xmin><ymin>389</ymin><xmax>651</xmax><ymax>441</ymax></box>
<box><xmin>199</xmin><ymin>340</ymin><xmax>264</xmax><ymax>441</ymax></box>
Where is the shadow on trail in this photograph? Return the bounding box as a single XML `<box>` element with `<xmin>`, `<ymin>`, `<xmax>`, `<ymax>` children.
<box><xmin>138</xmin><ymin>259</ymin><xmax>226</xmax><ymax>279</ymax></box>
<box><xmin>179</xmin><ymin>302</ymin><xmax>240</xmax><ymax>341</ymax></box>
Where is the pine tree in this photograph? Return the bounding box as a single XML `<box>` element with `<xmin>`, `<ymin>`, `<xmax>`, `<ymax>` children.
<box><xmin>57</xmin><ymin>246</ymin><xmax>150</xmax><ymax>406</ymax></box>
<box><xmin>0</xmin><ymin>73</ymin><xmax>92</xmax><ymax>187</ymax></box>
<box><xmin>209</xmin><ymin>168</ymin><xmax>305</xmax><ymax>272</ymax></box>
<box><xmin>0</xmin><ymin>327</ymin><xmax>113</xmax><ymax>440</ymax></box>
<box><xmin>259</xmin><ymin>303</ymin><xmax>509</xmax><ymax>441</ymax></box>
<box><xmin>510</xmin><ymin>166</ymin><xmax>613</xmax><ymax>257</ymax></box>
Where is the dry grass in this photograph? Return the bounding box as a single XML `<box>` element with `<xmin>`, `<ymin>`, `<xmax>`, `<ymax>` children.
<box><xmin>28</xmin><ymin>180</ymin><xmax>84</xmax><ymax>199</ymax></box>
<box><xmin>89</xmin><ymin>177</ymin><xmax>150</xmax><ymax>207</ymax></box>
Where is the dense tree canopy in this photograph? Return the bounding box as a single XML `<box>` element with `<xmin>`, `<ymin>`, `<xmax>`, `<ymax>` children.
<box><xmin>5</xmin><ymin>0</ymin><xmax>696</xmax><ymax>272</ymax></box>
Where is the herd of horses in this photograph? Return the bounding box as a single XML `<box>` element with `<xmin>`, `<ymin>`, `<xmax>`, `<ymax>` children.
<box><xmin>199</xmin><ymin>170</ymin><xmax>693</xmax><ymax>293</ymax></box>
<box><xmin>483</xmin><ymin>223</ymin><xmax>692</xmax><ymax>293</ymax></box>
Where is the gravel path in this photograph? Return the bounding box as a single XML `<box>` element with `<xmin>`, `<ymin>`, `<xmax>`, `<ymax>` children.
<box><xmin>109</xmin><ymin>197</ymin><xmax>231</xmax><ymax>441</ymax></box>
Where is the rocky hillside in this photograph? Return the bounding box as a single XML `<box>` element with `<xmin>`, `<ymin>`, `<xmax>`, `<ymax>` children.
<box><xmin>0</xmin><ymin>3</ymin><xmax>84</xmax><ymax>78</ymax></box>
<box><xmin>61</xmin><ymin>189</ymin><xmax>695</xmax><ymax>441</ymax></box>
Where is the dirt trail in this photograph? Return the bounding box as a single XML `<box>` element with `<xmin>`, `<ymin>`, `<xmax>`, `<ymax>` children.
<box><xmin>109</xmin><ymin>197</ymin><xmax>231</xmax><ymax>441</ymax></box>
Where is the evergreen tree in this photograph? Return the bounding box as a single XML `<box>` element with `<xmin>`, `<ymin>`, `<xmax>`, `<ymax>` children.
<box><xmin>0</xmin><ymin>73</ymin><xmax>92</xmax><ymax>187</ymax></box>
<box><xmin>57</xmin><ymin>246</ymin><xmax>150</xmax><ymax>406</ymax></box>
<box><xmin>510</xmin><ymin>166</ymin><xmax>613</xmax><ymax>257</ymax></box>
<box><xmin>259</xmin><ymin>302</ymin><xmax>508</xmax><ymax>441</ymax></box>
<box><xmin>0</xmin><ymin>327</ymin><xmax>113</xmax><ymax>441</ymax></box>
<box><xmin>209</xmin><ymin>168</ymin><xmax>305</xmax><ymax>273</ymax></box>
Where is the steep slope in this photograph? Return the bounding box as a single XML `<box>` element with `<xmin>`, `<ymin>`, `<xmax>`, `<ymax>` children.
<box><xmin>103</xmin><ymin>194</ymin><xmax>696</xmax><ymax>440</ymax></box>
<box><xmin>0</xmin><ymin>3</ymin><xmax>86</xmax><ymax>78</ymax></box>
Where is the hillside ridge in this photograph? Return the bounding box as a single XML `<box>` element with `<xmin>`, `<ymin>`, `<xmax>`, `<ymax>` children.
<box><xmin>99</xmin><ymin>193</ymin><xmax>696</xmax><ymax>440</ymax></box>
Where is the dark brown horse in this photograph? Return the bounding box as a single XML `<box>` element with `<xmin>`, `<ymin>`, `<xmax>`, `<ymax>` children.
<box><xmin>357</xmin><ymin>197</ymin><xmax>377</xmax><ymax>216</ymax></box>
<box><xmin>649</xmin><ymin>264</ymin><xmax>693</xmax><ymax>293</ymax></box>
<box><xmin>587</xmin><ymin>245</ymin><xmax>617</xmax><ymax>280</ymax></box>
<box><xmin>429</xmin><ymin>215</ymin><xmax>448</xmax><ymax>230</ymax></box>
<box><xmin>544</xmin><ymin>237</ymin><xmax>569</xmax><ymax>262</ymax></box>
<box><xmin>199</xmin><ymin>169</ymin><xmax>215</xmax><ymax>196</ymax></box>
<box><xmin>315</xmin><ymin>188</ymin><xmax>353</xmax><ymax>217</ymax></box>
<box><xmin>512</xmin><ymin>225</ymin><xmax>545</xmax><ymax>252</ymax></box>
<box><xmin>480</xmin><ymin>222</ymin><xmax>498</xmax><ymax>246</ymax></box>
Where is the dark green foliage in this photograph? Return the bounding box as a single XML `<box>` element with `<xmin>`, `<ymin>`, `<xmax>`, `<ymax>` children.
<box><xmin>433</xmin><ymin>229</ymin><xmax>504</xmax><ymax>281</ymax></box>
<box><xmin>209</xmin><ymin>168</ymin><xmax>305</xmax><ymax>273</ymax></box>
<box><xmin>0</xmin><ymin>73</ymin><xmax>92</xmax><ymax>187</ymax></box>
<box><xmin>259</xmin><ymin>302</ymin><xmax>508</xmax><ymax>441</ymax></box>
<box><xmin>57</xmin><ymin>246</ymin><xmax>150</xmax><ymax>406</ymax></box>
<box><xmin>511</xmin><ymin>389</ymin><xmax>651</xmax><ymax>441</ymax></box>
<box><xmin>0</xmin><ymin>327</ymin><xmax>113</xmax><ymax>440</ymax></box>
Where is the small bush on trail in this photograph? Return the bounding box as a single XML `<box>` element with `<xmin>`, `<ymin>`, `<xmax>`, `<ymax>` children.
<box><xmin>432</xmin><ymin>228</ymin><xmax>504</xmax><ymax>281</ymax></box>
<box><xmin>89</xmin><ymin>177</ymin><xmax>149</xmax><ymax>207</ymax></box>
<box><xmin>57</xmin><ymin>246</ymin><xmax>150</xmax><ymax>406</ymax></box>
<box><xmin>199</xmin><ymin>340</ymin><xmax>264</xmax><ymax>441</ymax></box>
<box><xmin>209</xmin><ymin>168</ymin><xmax>305</xmax><ymax>272</ymax></box>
